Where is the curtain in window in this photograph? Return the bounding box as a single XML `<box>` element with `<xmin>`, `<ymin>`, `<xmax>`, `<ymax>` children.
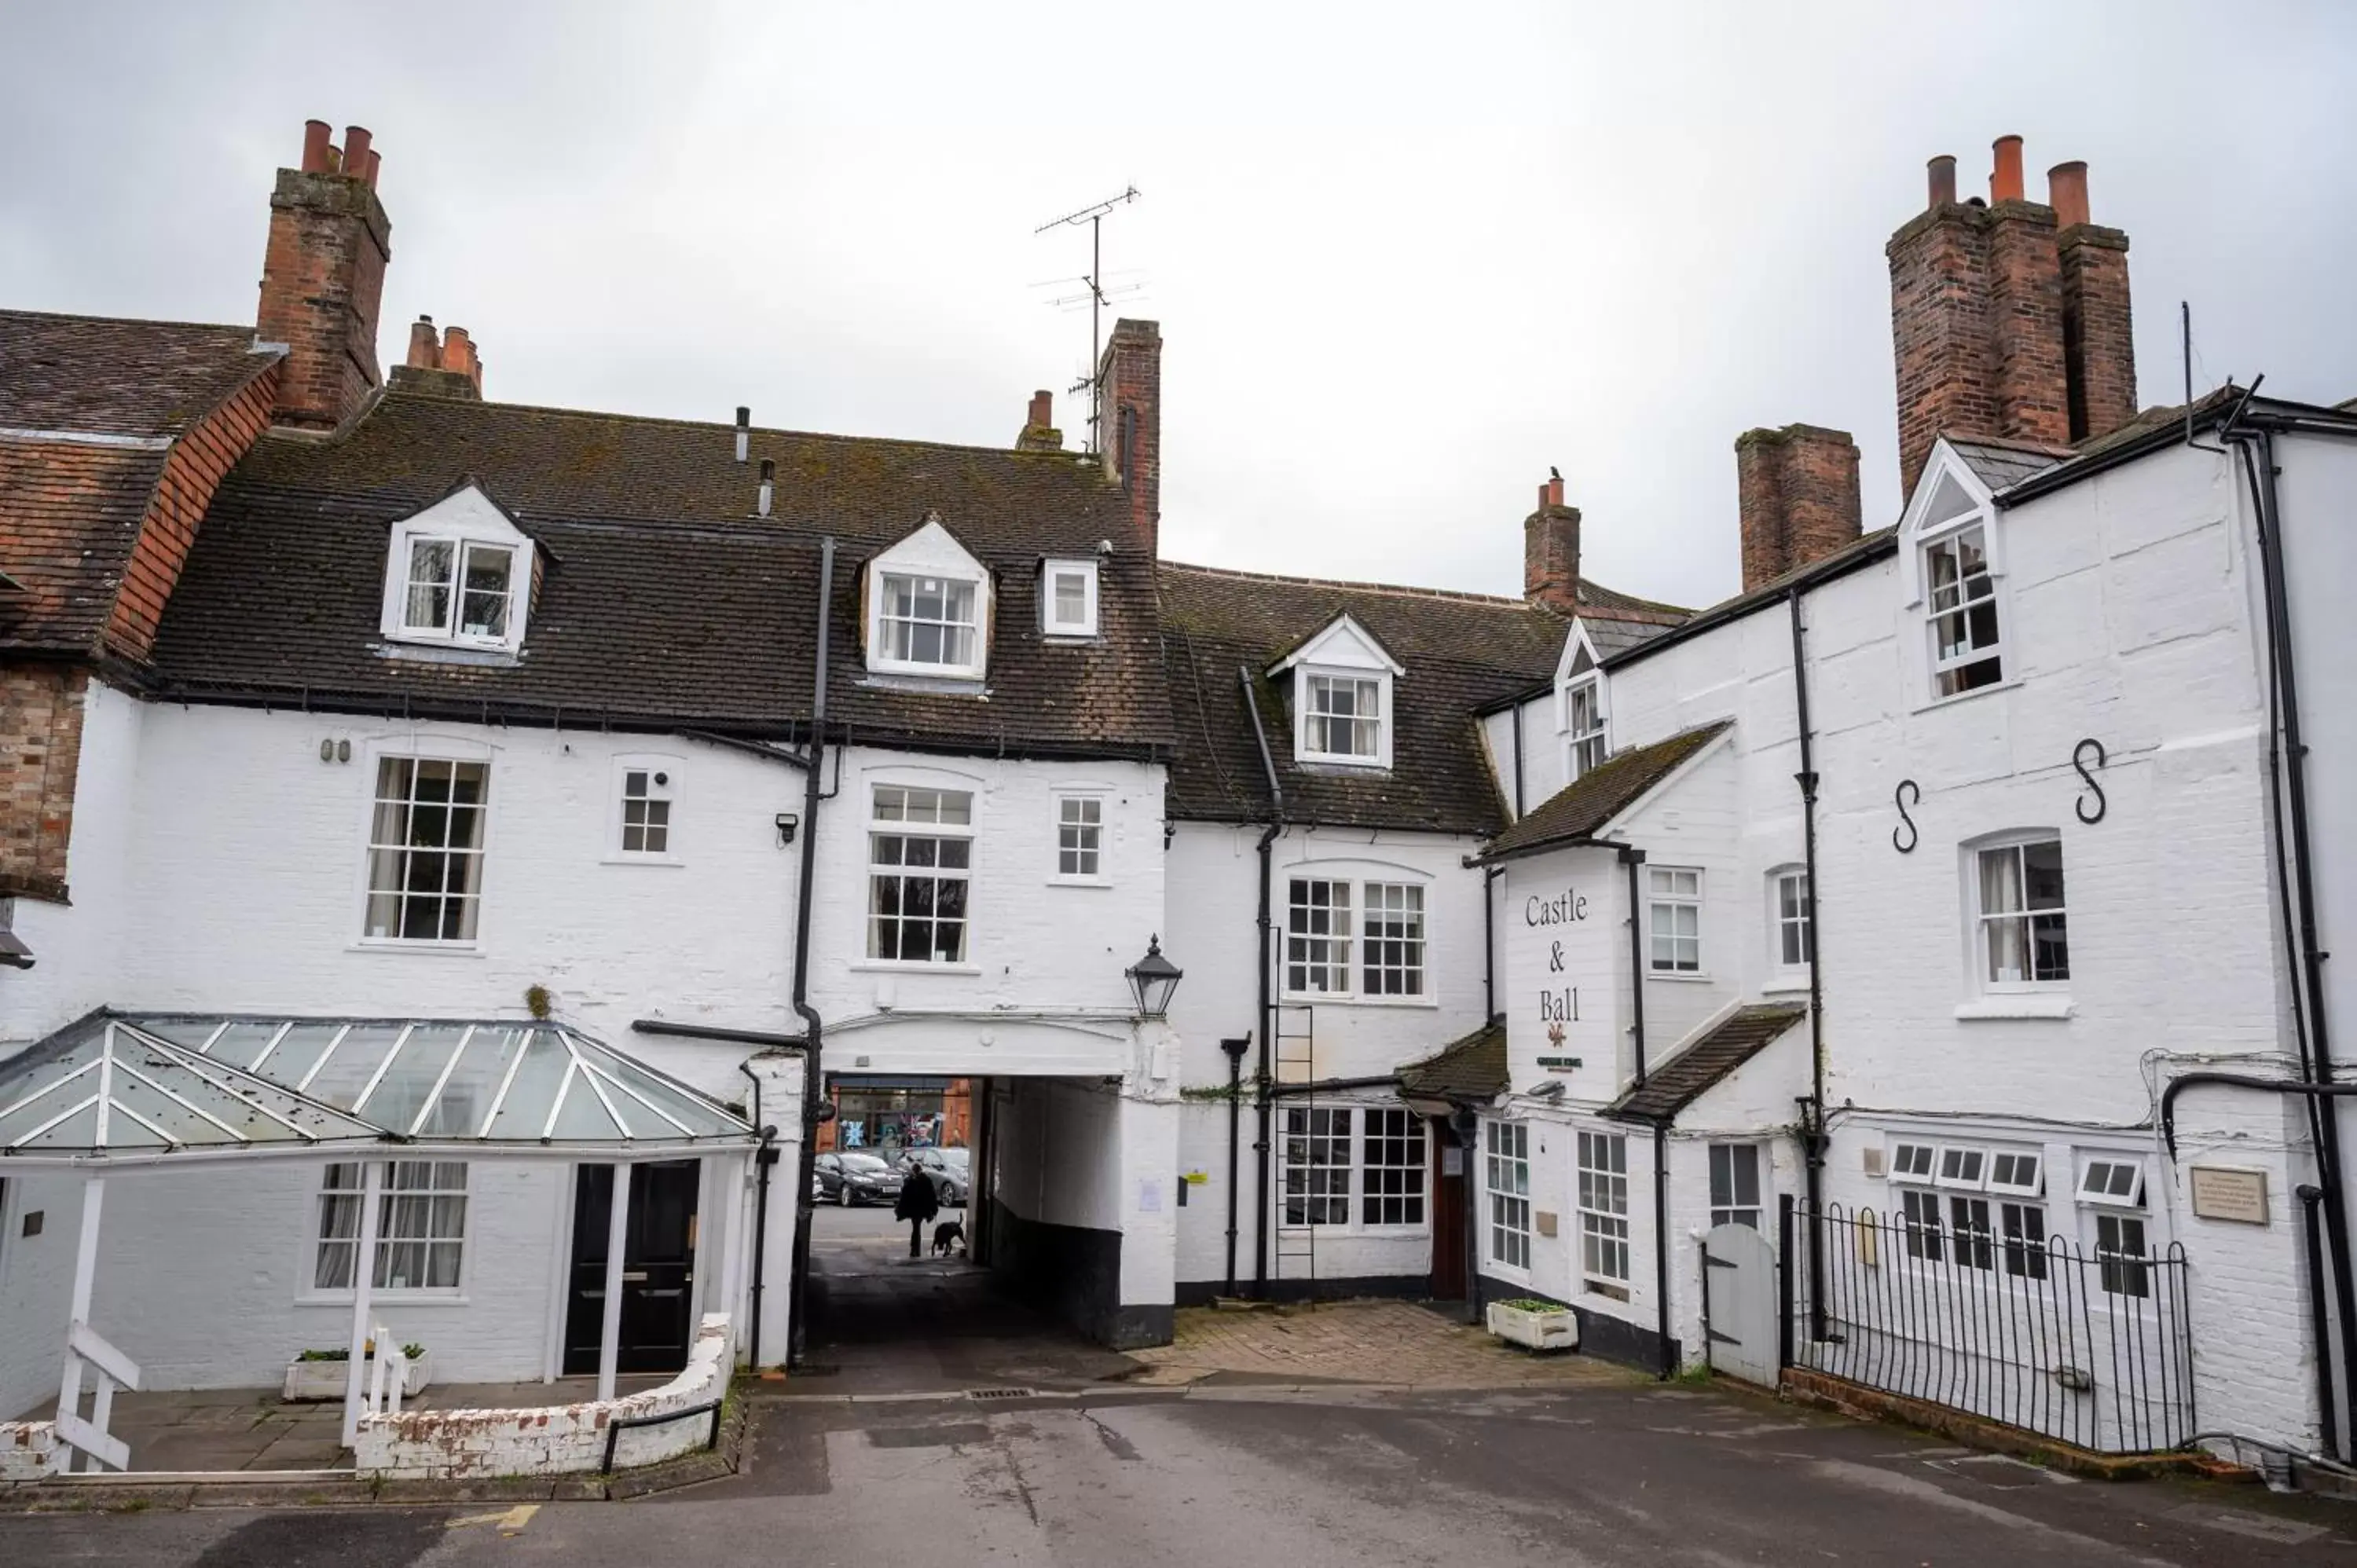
<box><xmin>1981</xmin><ymin>847</ymin><xmax>2028</xmax><ymax>982</ymax></box>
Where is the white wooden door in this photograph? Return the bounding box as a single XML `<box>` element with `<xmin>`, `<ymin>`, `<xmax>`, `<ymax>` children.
<box><xmin>1701</xmin><ymin>1221</ymin><xmax>1778</xmax><ymax>1387</ymax></box>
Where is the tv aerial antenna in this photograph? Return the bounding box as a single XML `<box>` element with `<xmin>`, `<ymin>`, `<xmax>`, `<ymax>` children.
<box><xmin>1034</xmin><ymin>185</ymin><xmax>1141</xmax><ymax>453</ymax></box>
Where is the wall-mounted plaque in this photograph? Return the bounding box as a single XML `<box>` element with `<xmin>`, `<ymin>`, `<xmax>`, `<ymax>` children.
<box><xmin>2189</xmin><ymin>1166</ymin><xmax>2269</xmax><ymax>1225</ymax></box>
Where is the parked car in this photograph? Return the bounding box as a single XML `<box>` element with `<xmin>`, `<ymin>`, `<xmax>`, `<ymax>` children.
<box><xmin>816</xmin><ymin>1151</ymin><xmax>896</xmax><ymax>1206</ymax></box>
<box><xmin>901</xmin><ymin>1146</ymin><xmax>970</xmax><ymax>1206</ymax></box>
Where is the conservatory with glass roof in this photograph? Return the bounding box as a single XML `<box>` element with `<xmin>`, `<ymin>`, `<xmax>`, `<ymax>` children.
<box><xmin>0</xmin><ymin>1011</ymin><xmax>775</xmax><ymax>1473</ymax></box>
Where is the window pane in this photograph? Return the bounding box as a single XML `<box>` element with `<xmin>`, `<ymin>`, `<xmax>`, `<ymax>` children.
<box><xmin>405</xmin><ymin>539</ymin><xmax>454</xmax><ymax>631</ymax></box>
<box><xmin>1054</xmin><ymin>571</ymin><xmax>1088</xmax><ymax>625</ymax></box>
<box><xmin>460</xmin><ymin>545</ymin><xmax>512</xmax><ymax>639</ymax></box>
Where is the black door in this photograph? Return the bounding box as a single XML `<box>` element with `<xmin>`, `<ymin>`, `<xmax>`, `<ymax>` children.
<box><xmin>563</xmin><ymin>1161</ymin><xmax>700</xmax><ymax>1376</ymax></box>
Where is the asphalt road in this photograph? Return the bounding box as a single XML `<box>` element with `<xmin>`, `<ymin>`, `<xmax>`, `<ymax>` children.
<box><xmin>6</xmin><ymin>1380</ymin><xmax>2353</xmax><ymax>1566</ymax></box>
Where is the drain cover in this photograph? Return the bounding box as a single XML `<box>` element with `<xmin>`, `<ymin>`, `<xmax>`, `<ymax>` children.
<box><xmin>967</xmin><ymin>1387</ymin><xmax>1036</xmax><ymax>1401</ymax></box>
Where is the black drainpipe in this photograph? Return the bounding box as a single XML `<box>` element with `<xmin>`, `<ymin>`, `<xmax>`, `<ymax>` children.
<box><xmin>2220</xmin><ymin>419</ymin><xmax>2356</xmax><ymax>1455</ymax></box>
<box><xmin>1241</xmin><ymin>665</ymin><xmax>1286</xmax><ymax>1298</ymax></box>
<box><xmin>2300</xmin><ymin>1185</ymin><xmax>2340</xmax><ymax>1460</ymax></box>
<box><xmin>1787</xmin><ymin>587</ymin><xmax>1828</xmax><ymax>1341</ymax></box>
<box><xmin>1619</xmin><ymin>845</ymin><xmax>1649</xmax><ymax>1083</ymax></box>
<box><xmin>1219</xmin><ymin>1035</ymin><xmax>1250</xmax><ymax>1296</ymax></box>
<box><xmin>784</xmin><ymin>537</ymin><xmax>834</xmax><ymax>1367</ymax></box>
<box><xmin>1483</xmin><ymin>866</ymin><xmax>1505</xmax><ymax>1023</ymax></box>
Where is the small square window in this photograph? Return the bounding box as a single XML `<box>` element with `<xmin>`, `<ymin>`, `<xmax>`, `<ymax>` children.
<box><xmin>399</xmin><ymin>538</ymin><xmax>518</xmax><ymax>645</ymax></box>
<box><xmin>1043</xmin><ymin>561</ymin><xmax>1098</xmax><ymax>636</ymax></box>
<box><xmin>2078</xmin><ymin>1159</ymin><xmax>2146</xmax><ymax>1208</ymax></box>
<box><xmin>1935</xmin><ymin>1146</ymin><xmax>1986</xmax><ymax>1189</ymax></box>
<box><xmin>1303</xmin><ymin>673</ymin><xmax>1384</xmax><ymax>762</ymax></box>
<box><xmin>1988</xmin><ymin>1152</ymin><xmax>2043</xmax><ymax>1197</ymax></box>
<box><xmin>1056</xmin><ymin>795</ymin><xmax>1102</xmax><ymax>878</ymax></box>
<box><xmin>1889</xmin><ymin>1141</ymin><xmax>1936</xmax><ymax>1183</ymax></box>
<box><xmin>618</xmin><ymin>764</ymin><xmax>676</xmax><ymax>857</ymax></box>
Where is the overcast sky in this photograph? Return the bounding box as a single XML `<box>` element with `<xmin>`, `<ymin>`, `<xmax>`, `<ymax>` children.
<box><xmin>5</xmin><ymin>2</ymin><xmax>2352</xmax><ymax>609</ymax></box>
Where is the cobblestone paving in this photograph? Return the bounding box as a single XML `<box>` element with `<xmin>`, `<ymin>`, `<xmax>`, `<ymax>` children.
<box><xmin>1127</xmin><ymin>1300</ymin><xmax>1643</xmax><ymax>1389</ymax></box>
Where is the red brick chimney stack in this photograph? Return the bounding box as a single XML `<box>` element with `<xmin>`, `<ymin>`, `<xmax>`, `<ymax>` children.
<box><xmin>1735</xmin><ymin>425</ymin><xmax>1862</xmax><ymax>592</ymax></box>
<box><xmin>387</xmin><ymin>313</ymin><xmax>483</xmax><ymax>401</ymax></box>
<box><xmin>1523</xmin><ymin>471</ymin><xmax>1582</xmax><ymax>614</ymax></box>
<box><xmin>2049</xmin><ymin>161</ymin><xmax>2137</xmax><ymax>441</ymax></box>
<box><xmin>1098</xmin><ymin>321</ymin><xmax>1161</xmax><ymax>552</ymax></box>
<box><xmin>256</xmin><ymin>119</ymin><xmax>392</xmax><ymax>430</ymax></box>
<box><xmin>1886</xmin><ymin>134</ymin><xmax>2128</xmax><ymax>496</ymax></box>
<box><xmin>1017</xmin><ymin>389</ymin><xmax>1064</xmax><ymax>452</ymax></box>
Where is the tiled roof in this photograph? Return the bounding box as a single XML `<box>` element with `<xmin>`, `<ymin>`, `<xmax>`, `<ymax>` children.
<box><xmin>146</xmin><ymin>392</ymin><xmax>1175</xmax><ymax>755</ymax></box>
<box><xmin>1158</xmin><ymin>563</ymin><xmax>1572</xmax><ymax>833</ymax></box>
<box><xmin>1609</xmin><ymin>1003</ymin><xmax>1807</xmax><ymax>1123</ymax></box>
<box><xmin>1582</xmin><ymin>612</ymin><xmax>1684</xmax><ymax>660</ymax></box>
<box><xmin>0</xmin><ymin>312</ymin><xmax>282</xmax><ymax>655</ymax></box>
<box><xmin>0</xmin><ymin>310</ymin><xmax>271</xmax><ymax>437</ymax></box>
<box><xmin>1945</xmin><ymin>435</ymin><xmax>2069</xmax><ymax>493</ymax></box>
<box><xmin>1397</xmin><ymin>1019</ymin><xmax>1508</xmax><ymax>1104</ymax></box>
<box><xmin>1476</xmin><ymin>720</ymin><xmax>1730</xmax><ymax>863</ymax></box>
<box><xmin>0</xmin><ymin>439</ymin><xmax>170</xmax><ymax>653</ymax></box>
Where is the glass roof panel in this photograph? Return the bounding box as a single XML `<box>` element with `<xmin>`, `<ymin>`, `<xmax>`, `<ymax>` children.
<box><xmin>482</xmin><ymin>1029</ymin><xmax>573</xmax><ymax>1140</ymax></box>
<box><xmin>300</xmin><ymin>1024</ymin><xmax>409</xmax><ymax>1110</ymax></box>
<box><xmin>0</xmin><ymin>1015</ymin><xmax>759</xmax><ymax>1160</ymax></box>
<box><xmin>357</xmin><ymin>1024</ymin><xmax>471</xmax><ymax>1130</ymax></box>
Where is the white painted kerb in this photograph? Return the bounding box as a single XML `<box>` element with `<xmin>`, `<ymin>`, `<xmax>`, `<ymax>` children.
<box><xmin>354</xmin><ymin>1313</ymin><xmax>734</xmax><ymax>1478</ymax></box>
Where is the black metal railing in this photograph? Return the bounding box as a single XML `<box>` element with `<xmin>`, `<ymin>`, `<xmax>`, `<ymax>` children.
<box><xmin>1787</xmin><ymin>1198</ymin><xmax>2194</xmax><ymax>1453</ymax></box>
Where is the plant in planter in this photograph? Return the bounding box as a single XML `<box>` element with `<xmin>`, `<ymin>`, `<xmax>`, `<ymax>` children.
<box><xmin>281</xmin><ymin>1340</ymin><xmax>432</xmax><ymax>1401</ymax></box>
<box><xmin>1486</xmin><ymin>1297</ymin><xmax>1579</xmax><ymax>1353</ymax></box>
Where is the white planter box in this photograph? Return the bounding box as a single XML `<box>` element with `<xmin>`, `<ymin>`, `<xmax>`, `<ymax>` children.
<box><xmin>281</xmin><ymin>1350</ymin><xmax>433</xmax><ymax>1401</ymax></box>
<box><xmin>1486</xmin><ymin>1300</ymin><xmax>1579</xmax><ymax>1353</ymax></box>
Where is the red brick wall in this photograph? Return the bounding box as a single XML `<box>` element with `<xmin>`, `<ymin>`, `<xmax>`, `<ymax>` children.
<box><xmin>104</xmin><ymin>364</ymin><xmax>280</xmax><ymax>661</ymax></box>
<box><xmin>1736</xmin><ymin>424</ymin><xmax>1860</xmax><ymax>592</ymax></box>
<box><xmin>1887</xmin><ymin>206</ymin><xmax>2000</xmax><ymax>499</ymax></box>
<box><xmin>1985</xmin><ymin>203</ymin><xmax>2070</xmax><ymax>450</ymax></box>
<box><xmin>2058</xmin><ymin>225</ymin><xmax>2136</xmax><ymax>441</ymax></box>
<box><xmin>1098</xmin><ymin>320</ymin><xmax>1161</xmax><ymax>555</ymax></box>
<box><xmin>256</xmin><ymin>168</ymin><xmax>391</xmax><ymax>431</ymax></box>
<box><xmin>0</xmin><ymin>663</ymin><xmax>88</xmax><ymax>903</ymax></box>
<box><xmin>1523</xmin><ymin>503</ymin><xmax>1582</xmax><ymax>614</ymax></box>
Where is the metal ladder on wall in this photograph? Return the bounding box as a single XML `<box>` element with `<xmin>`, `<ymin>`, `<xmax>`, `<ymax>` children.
<box><xmin>1270</xmin><ymin>1003</ymin><xmax>1318</xmax><ymax>1288</ymax></box>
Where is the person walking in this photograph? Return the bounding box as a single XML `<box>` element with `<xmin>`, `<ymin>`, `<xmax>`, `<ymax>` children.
<box><xmin>894</xmin><ymin>1161</ymin><xmax>939</xmax><ymax>1258</ymax></box>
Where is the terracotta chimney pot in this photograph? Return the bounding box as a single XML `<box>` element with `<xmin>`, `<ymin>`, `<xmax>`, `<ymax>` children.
<box><xmin>1926</xmin><ymin>154</ymin><xmax>1957</xmax><ymax>209</ymax></box>
<box><xmin>2047</xmin><ymin>160</ymin><xmax>2090</xmax><ymax>229</ymax></box>
<box><xmin>1990</xmin><ymin>134</ymin><xmax>2025</xmax><ymax>203</ymax></box>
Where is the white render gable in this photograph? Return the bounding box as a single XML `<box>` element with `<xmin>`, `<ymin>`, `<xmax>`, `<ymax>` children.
<box><xmin>378</xmin><ymin>482</ymin><xmax>537</xmax><ymax>655</ymax></box>
<box><xmin>864</xmin><ymin>515</ymin><xmax>993</xmax><ymax>680</ymax></box>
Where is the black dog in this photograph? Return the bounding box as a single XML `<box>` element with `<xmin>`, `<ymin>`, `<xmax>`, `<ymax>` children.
<box><xmin>931</xmin><ymin>1220</ymin><xmax>966</xmax><ymax>1257</ymax></box>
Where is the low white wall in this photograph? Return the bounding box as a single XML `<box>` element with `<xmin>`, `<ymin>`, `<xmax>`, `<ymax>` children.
<box><xmin>354</xmin><ymin>1313</ymin><xmax>734</xmax><ymax>1478</ymax></box>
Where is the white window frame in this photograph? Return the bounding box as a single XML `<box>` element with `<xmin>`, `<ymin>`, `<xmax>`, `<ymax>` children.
<box><xmin>1563</xmin><ymin>672</ymin><xmax>1607</xmax><ymax>780</ymax></box>
<box><xmin>1887</xmin><ymin>1140</ymin><xmax>1937</xmax><ymax>1184</ymax></box>
<box><xmin>1040</xmin><ymin>559</ymin><xmax>1099</xmax><ymax>638</ymax></box>
<box><xmin>383</xmin><ymin>518</ymin><xmax>529</xmax><ymax>654</ymax></box>
<box><xmin>871</xmin><ymin>571</ymin><xmax>986</xmax><ymax>678</ymax></box>
<box><xmin>1923</xmin><ymin>520</ymin><xmax>2004</xmax><ymax>698</ymax></box>
<box><xmin>1284</xmin><ymin>877</ymin><xmax>1352</xmax><ymax>996</ymax></box>
<box><xmin>360</xmin><ymin>750</ymin><xmax>492</xmax><ymax>948</ymax></box>
<box><xmin>1934</xmin><ymin>1145</ymin><xmax>1988</xmax><ymax>1190</ymax></box>
<box><xmin>1970</xmin><ymin>834</ymin><xmax>2071</xmax><ymax>992</ymax></box>
<box><xmin>1276</xmin><ymin>1105</ymin><xmax>1428</xmax><ymax>1233</ymax></box>
<box><xmin>1297</xmin><ymin>669</ymin><xmax>1389</xmax><ymax>767</ymax></box>
<box><xmin>1708</xmin><ymin>1142</ymin><xmax>1764</xmax><ymax>1229</ymax></box>
<box><xmin>2077</xmin><ymin>1157</ymin><xmax>2146</xmax><ymax>1209</ymax></box>
<box><xmin>866</xmin><ymin>783</ymin><xmax>975</xmax><ymax>966</ymax></box>
<box><xmin>1647</xmin><ymin>865</ymin><xmax>1704</xmax><ymax>976</ymax></box>
<box><xmin>310</xmin><ymin>1159</ymin><xmax>470</xmax><ymax>1299</ymax></box>
<box><xmin>1769</xmin><ymin>865</ymin><xmax>1813</xmax><ymax>976</ymax></box>
<box><xmin>1050</xmin><ymin>790</ymin><xmax>1107</xmax><ymax>885</ymax></box>
<box><xmin>1360</xmin><ymin>882</ymin><xmax>1427</xmax><ymax>998</ymax></box>
<box><xmin>1576</xmin><ymin>1129</ymin><xmax>1631</xmax><ymax>1297</ymax></box>
<box><xmin>1483</xmin><ymin>1119</ymin><xmax>1531</xmax><ymax>1279</ymax></box>
<box><xmin>1999</xmin><ymin>1199</ymin><xmax>2050</xmax><ymax>1281</ymax></box>
<box><xmin>610</xmin><ymin>754</ymin><xmax>681</xmax><ymax>863</ymax></box>
<box><xmin>1987</xmin><ymin>1151</ymin><xmax>2044</xmax><ymax>1199</ymax></box>
<box><xmin>2093</xmin><ymin>1211</ymin><xmax>2153</xmax><ymax>1299</ymax></box>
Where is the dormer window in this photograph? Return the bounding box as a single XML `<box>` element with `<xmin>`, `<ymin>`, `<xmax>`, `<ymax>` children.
<box><xmin>379</xmin><ymin>481</ymin><xmax>535</xmax><ymax>655</ymax></box>
<box><xmin>1564</xmin><ymin>673</ymin><xmax>1607</xmax><ymax>778</ymax></box>
<box><xmin>1270</xmin><ymin>612</ymin><xmax>1402</xmax><ymax>771</ymax></box>
<box><xmin>1042</xmin><ymin>559</ymin><xmax>1098</xmax><ymax>637</ymax></box>
<box><xmin>864</xmin><ymin>512</ymin><xmax>992</xmax><ymax>681</ymax></box>
<box><xmin>1902</xmin><ymin>445</ymin><xmax>2011</xmax><ymax>704</ymax></box>
<box><xmin>878</xmin><ymin>573</ymin><xmax>978</xmax><ymax>669</ymax></box>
